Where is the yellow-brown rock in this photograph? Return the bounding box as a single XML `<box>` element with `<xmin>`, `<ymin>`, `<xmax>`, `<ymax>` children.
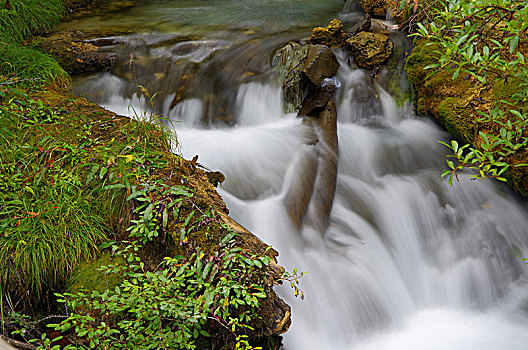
<box><xmin>307</xmin><ymin>19</ymin><xmax>349</xmax><ymax>48</ymax></box>
<box><xmin>346</xmin><ymin>32</ymin><xmax>394</xmax><ymax>69</ymax></box>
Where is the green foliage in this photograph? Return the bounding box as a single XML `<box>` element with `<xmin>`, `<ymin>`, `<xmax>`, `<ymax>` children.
<box><xmin>0</xmin><ymin>94</ymin><xmax>106</xmax><ymax>296</ymax></box>
<box><xmin>403</xmin><ymin>0</ymin><xmax>528</xmax><ymax>182</ymax></box>
<box><xmin>125</xmin><ymin>183</ymin><xmax>192</xmax><ymax>244</ymax></box>
<box><xmin>0</xmin><ymin>0</ymin><xmax>69</xmax><ymax>84</ymax></box>
<box><xmin>45</xmin><ymin>232</ymin><xmax>272</xmax><ymax>349</ymax></box>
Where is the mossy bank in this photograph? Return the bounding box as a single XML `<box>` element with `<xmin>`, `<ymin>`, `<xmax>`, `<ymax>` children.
<box><xmin>403</xmin><ymin>3</ymin><xmax>528</xmax><ymax>196</ymax></box>
<box><xmin>0</xmin><ymin>0</ymin><xmax>292</xmax><ymax>348</ymax></box>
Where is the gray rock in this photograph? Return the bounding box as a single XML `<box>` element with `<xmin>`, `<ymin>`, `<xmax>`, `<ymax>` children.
<box><xmin>349</xmin><ymin>13</ymin><xmax>371</xmax><ymax>36</ymax></box>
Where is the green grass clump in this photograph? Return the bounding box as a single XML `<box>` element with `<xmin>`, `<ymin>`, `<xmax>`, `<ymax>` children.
<box><xmin>0</xmin><ymin>0</ymin><xmax>69</xmax><ymax>84</ymax></box>
<box><xmin>0</xmin><ymin>190</ymin><xmax>106</xmax><ymax>294</ymax></box>
<box><xmin>0</xmin><ymin>93</ymin><xmax>107</xmax><ymax>296</ymax></box>
<box><xmin>0</xmin><ymin>44</ymin><xmax>69</xmax><ymax>86</ymax></box>
<box><xmin>0</xmin><ymin>0</ymin><xmax>65</xmax><ymax>42</ymax></box>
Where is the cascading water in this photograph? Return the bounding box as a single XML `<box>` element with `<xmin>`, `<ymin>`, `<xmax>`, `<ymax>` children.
<box><xmin>69</xmin><ymin>1</ymin><xmax>528</xmax><ymax>348</ymax></box>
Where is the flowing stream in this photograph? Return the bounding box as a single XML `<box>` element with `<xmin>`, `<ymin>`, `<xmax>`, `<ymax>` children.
<box><xmin>68</xmin><ymin>0</ymin><xmax>528</xmax><ymax>348</ymax></box>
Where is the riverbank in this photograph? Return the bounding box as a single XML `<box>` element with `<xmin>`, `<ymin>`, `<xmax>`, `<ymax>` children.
<box><xmin>0</xmin><ymin>1</ymin><xmax>291</xmax><ymax>348</ymax></box>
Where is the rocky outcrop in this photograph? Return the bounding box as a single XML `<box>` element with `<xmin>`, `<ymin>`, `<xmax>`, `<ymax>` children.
<box><xmin>30</xmin><ymin>30</ymin><xmax>115</xmax><ymax>75</ymax></box>
<box><xmin>347</xmin><ymin>31</ymin><xmax>394</xmax><ymax>69</ymax></box>
<box><xmin>307</xmin><ymin>19</ymin><xmax>349</xmax><ymax>48</ymax></box>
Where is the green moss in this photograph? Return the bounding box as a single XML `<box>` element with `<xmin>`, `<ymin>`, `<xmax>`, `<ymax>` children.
<box><xmin>68</xmin><ymin>253</ymin><xmax>122</xmax><ymax>293</ymax></box>
<box><xmin>416</xmin><ymin>97</ymin><xmax>425</xmax><ymax>115</ymax></box>
<box><xmin>437</xmin><ymin>97</ymin><xmax>474</xmax><ymax>143</ymax></box>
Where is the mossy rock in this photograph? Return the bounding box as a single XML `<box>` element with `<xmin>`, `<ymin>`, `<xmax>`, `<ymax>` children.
<box><xmin>405</xmin><ymin>37</ymin><xmax>528</xmax><ymax>196</ymax></box>
<box><xmin>307</xmin><ymin>19</ymin><xmax>349</xmax><ymax>48</ymax></box>
<box><xmin>347</xmin><ymin>31</ymin><xmax>394</xmax><ymax>69</ymax></box>
<box><xmin>30</xmin><ymin>31</ymin><xmax>115</xmax><ymax>75</ymax></box>
<box><xmin>359</xmin><ymin>0</ymin><xmax>389</xmax><ymax>17</ymax></box>
<box><xmin>437</xmin><ymin>97</ymin><xmax>475</xmax><ymax>143</ymax></box>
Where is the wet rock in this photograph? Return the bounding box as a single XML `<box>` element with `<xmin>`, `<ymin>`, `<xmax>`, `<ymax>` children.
<box><xmin>206</xmin><ymin>171</ymin><xmax>225</xmax><ymax>187</ymax></box>
<box><xmin>302</xmin><ymin>99</ymin><xmax>339</xmax><ymax>236</ymax></box>
<box><xmin>31</xmin><ymin>31</ymin><xmax>115</xmax><ymax>75</ymax></box>
<box><xmin>302</xmin><ymin>45</ymin><xmax>339</xmax><ymax>87</ymax></box>
<box><xmin>273</xmin><ymin>43</ymin><xmax>339</xmax><ymax>113</ymax></box>
<box><xmin>346</xmin><ymin>31</ymin><xmax>394</xmax><ymax>69</ymax></box>
<box><xmin>272</xmin><ymin>42</ymin><xmax>309</xmax><ymax>113</ymax></box>
<box><xmin>349</xmin><ymin>13</ymin><xmax>372</xmax><ymax>36</ymax></box>
<box><xmin>307</xmin><ymin>19</ymin><xmax>350</xmax><ymax>48</ymax></box>
<box><xmin>284</xmin><ymin>99</ymin><xmax>339</xmax><ymax>236</ymax></box>
<box><xmin>298</xmin><ymin>77</ymin><xmax>341</xmax><ymax>117</ymax></box>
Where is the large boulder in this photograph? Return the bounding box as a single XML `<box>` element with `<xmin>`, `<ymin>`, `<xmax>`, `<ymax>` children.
<box><xmin>307</xmin><ymin>19</ymin><xmax>349</xmax><ymax>48</ymax></box>
<box><xmin>346</xmin><ymin>31</ymin><xmax>394</xmax><ymax>69</ymax></box>
<box><xmin>273</xmin><ymin>43</ymin><xmax>339</xmax><ymax>113</ymax></box>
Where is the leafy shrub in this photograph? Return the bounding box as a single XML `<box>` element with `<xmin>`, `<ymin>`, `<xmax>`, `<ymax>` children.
<box><xmin>45</xmin><ymin>232</ymin><xmax>272</xmax><ymax>350</ymax></box>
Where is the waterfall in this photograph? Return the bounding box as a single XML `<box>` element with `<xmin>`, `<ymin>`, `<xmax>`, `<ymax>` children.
<box><xmin>176</xmin><ymin>68</ymin><xmax>528</xmax><ymax>350</ymax></box>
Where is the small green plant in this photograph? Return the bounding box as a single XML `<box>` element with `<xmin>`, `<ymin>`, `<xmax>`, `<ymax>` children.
<box><xmin>125</xmin><ymin>183</ymin><xmax>192</xmax><ymax>244</ymax></box>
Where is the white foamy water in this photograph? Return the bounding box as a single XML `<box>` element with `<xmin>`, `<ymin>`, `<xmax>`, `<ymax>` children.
<box><xmin>175</xmin><ymin>74</ymin><xmax>528</xmax><ymax>349</ymax></box>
